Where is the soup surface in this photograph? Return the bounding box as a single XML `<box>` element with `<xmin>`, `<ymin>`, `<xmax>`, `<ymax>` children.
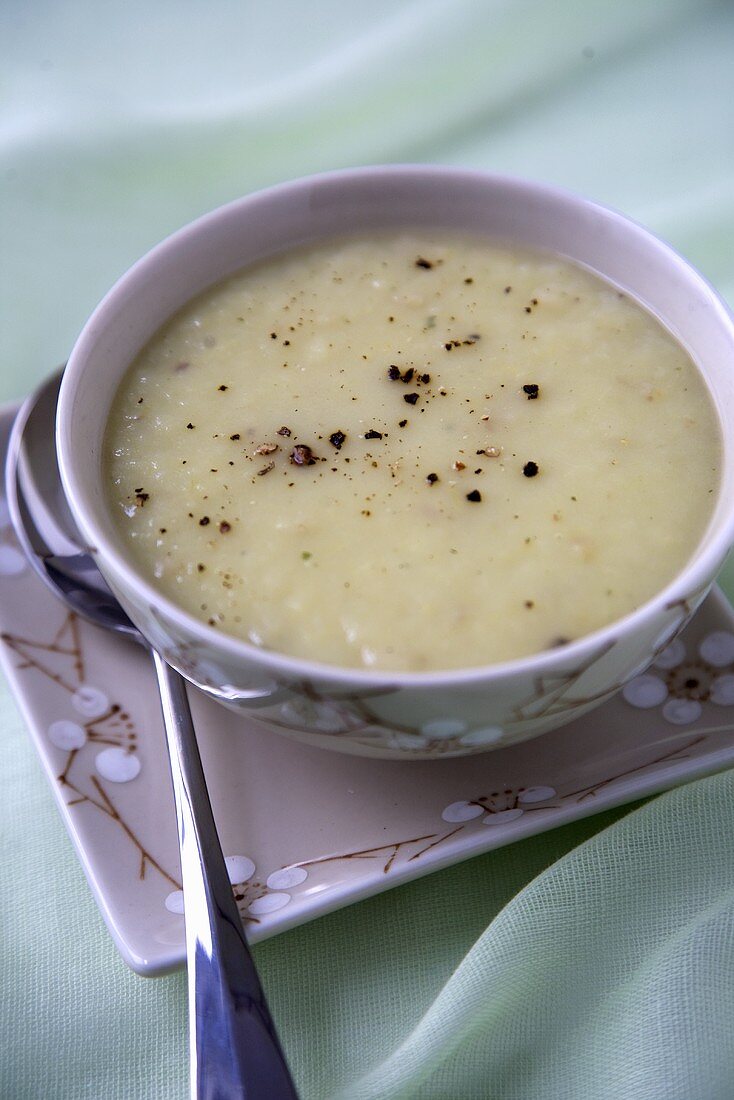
<box><xmin>105</xmin><ymin>233</ymin><xmax>720</xmax><ymax>670</ymax></box>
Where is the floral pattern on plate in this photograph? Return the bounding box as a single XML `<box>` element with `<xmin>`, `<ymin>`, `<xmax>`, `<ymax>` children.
<box><xmin>2</xmin><ymin>404</ymin><xmax>734</xmax><ymax>974</ymax></box>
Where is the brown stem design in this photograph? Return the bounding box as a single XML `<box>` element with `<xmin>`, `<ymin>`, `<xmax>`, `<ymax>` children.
<box><xmin>564</xmin><ymin>735</ymin><xmax>706</xmax><ymax>802</ymax></box>
<box><xmin>58</xmin><ymin>774</ymin><xmax>181</xmax><ymax>889</ymax></box>
<box><xmin>1</xmin><ymin>631</ymin><xmax>80</xmax><ymax>693</ymax></box>
<box><xmin>290</xmin><ymin>831</ymin><xmax>445</xmax><ymax>875</ymax></box>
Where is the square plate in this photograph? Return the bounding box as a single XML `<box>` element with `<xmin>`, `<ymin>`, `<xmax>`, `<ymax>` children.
<box><xmin>3</xmin><ymin>402</ymin><xmax>734</xmax><ymax>975</ymax></box>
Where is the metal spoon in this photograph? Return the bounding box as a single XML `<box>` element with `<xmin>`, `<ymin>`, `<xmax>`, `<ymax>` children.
<box><xmin>6</xmin><ymin>370</ymin><xmax>299</xmax><ymax>1100</ymax></box>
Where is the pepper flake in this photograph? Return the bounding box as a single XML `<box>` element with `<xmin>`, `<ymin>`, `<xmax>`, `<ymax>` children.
<box><xmin>290</xmin><ymin>445</ymin><xmax>317</xmax><ymax>466</ymax></box>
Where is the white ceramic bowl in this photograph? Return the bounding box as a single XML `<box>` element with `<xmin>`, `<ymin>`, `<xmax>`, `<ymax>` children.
<box><xmin>57</xmin><ymin>166</ymin><xmax>734</xmax><ymax>758</ymax></box>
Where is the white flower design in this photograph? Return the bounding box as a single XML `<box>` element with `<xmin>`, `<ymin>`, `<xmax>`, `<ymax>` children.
<box><xmin>95</xmin><ymin>747</ymin><xmax>141</xmax><ymax>782</ymax></box>
<box><xmin>421</xmin><ymin>718</ymin><xmax>467</xmax><ymax>739</ymax></box>
<box><xmin>387</xmin><ymin>720</ymin><xmax>506</xmax><ymax>754</ymax></box>
<box><xmin>276</xmin><ymin>688</ymin><xmax>510</xmax><ymax>753</ymax></box>
<box><xmin>457</xmin><ymin>725</ymin><xmax>504</xmax><ymax>748</ymax></box>
<box><xmin>442</xmin><ymin>785</ymin><xmax>556</xmax><ymax>824</ymax></box>
<box><xmin>279</xmin><ymin>697</ymin><xmax>347</xmax><ymax>733</ymax></box>
<box><xmin>164</xmin><ymin>890</ymin><xmax>185</xmax><ymax>915</ymax></box>
<box><xmin>48</xmin><ymin>719</ymin><xmax>87</xmax><ymax>751</ymax></box>
<box><xmin>266</xmin><ymin>865</ymin><xmax>308</xmax><ymax>889</ymax></box>
<box><xmin>622</xmin><ymin>631</ymin><xmax>734</xmax><ymax>724</ymax></box>
<box><xmin>164</xmin><ymin>854</ymin><xmax>309</xmax><ymax>917</ymax></box>
<box><xmin>44</xmin><ymin>680</ymin><xmax>141</xmax><ymax>780</ymax></box>
<box><xmin>71</xmin><ymin>684</ymin><xmax>110</xmax><ymax>719</ymax></box>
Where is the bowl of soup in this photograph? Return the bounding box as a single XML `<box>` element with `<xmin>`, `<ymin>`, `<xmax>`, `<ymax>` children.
<box><xmin>56</xmin><ymin>166</ymin><xmax>734</xmax><ymax>757</ymax></box>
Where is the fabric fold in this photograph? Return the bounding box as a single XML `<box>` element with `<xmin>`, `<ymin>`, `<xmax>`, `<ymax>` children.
<box><xmin>341</xmin><ymin>771</ymin><xmax>734</xmax><ymax>1099</ymax></box>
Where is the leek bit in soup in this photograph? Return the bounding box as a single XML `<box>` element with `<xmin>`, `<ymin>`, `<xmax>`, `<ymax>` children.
<box><xmin>104</xmin><ymin>233</ymin><xmax>720</xmax><ymax>671</ymax></box>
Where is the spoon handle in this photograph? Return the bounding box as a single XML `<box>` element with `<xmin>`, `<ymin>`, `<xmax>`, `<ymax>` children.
<box><xmin>152</xmin><ymin>651</ymin><xmax>299</xmax><ymax>1100</ymax></box>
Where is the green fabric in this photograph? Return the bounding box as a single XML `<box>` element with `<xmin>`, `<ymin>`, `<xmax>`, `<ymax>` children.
<box><xmin>3</xmin><ymin>2</ymin><xmax>734</xmax><ymax>1097</ymax></box>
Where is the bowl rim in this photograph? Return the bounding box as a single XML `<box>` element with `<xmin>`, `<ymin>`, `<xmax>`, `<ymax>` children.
<box><xmin>57</xmin><ymin>163</ymin><xmax>734</xmax><ymax>687</ymax></box>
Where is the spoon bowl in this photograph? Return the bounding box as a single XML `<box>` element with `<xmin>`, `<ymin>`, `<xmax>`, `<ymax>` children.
<box><xmin>17</xmin><ymin>370</ymin><xmax>82</xmax><ymax>558</ymax></box>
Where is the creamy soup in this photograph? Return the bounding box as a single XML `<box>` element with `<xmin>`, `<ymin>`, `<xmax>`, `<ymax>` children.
<box><xmin>104</xmin><ymin>233</ymin><xmax>720</xmax><ymax>671</ymax></box>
